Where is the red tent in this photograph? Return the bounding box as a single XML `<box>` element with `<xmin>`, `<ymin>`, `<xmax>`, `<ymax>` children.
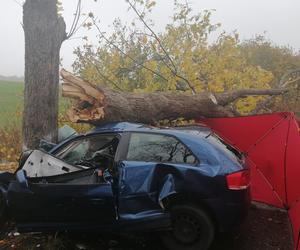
<box><xmin>199</xmin><ymin>112</ymin><xmax>300</xmax><ymax>250</ymax></box>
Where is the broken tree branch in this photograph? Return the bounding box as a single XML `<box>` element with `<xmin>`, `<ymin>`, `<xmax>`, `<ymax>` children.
<box><xmin>61</xmin><ymin>69</ymin><xmax>287</xmax><ymax>125</ymax></box>
<box><xmin>217</xmin><ymin>88</ymin><xmax>288</xmax><ymax>106</ymax></box>
<box><xmin>251</xmin><ymin>68</ymin><xmax>300</xmax><ymax>114</ymax></box>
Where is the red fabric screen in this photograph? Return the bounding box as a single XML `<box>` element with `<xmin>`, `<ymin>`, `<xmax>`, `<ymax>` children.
<box><xmin>198</xmin><ymin>112</ymin><xmax>300</xmax><ymax>249</ymax></box>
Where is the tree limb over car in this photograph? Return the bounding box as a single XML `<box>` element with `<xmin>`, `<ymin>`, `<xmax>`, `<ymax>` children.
<box><xmin>61</xmin><ymin>69</ymin><xmax>287</xmax><ymax>125</ymax></box>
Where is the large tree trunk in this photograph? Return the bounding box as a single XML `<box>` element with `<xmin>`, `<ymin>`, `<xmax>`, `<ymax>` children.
<box><xmin>61</xmin><ymin>70</ymin><xmax>287</xmax><ymax>125</ymax></box>
<box><xmin>23</xmin><ymin>0</ymin><xmax>66</xmax><ymax>149</ymax></box>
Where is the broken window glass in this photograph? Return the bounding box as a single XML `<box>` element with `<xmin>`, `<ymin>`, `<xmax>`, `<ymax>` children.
<box><xmin>22</xmin><ymin>134</ymin><xmax>119</xmax><ymax>178</ymax></box>
<box><xmin>54</xmin><ymin>134</ymin><xmax>119</xmax><ymax>167</ymax></box>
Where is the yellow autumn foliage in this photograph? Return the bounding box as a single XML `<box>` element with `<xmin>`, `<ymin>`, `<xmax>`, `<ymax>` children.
<box><xmin>73</xmin><ymin>0</ymin><xmax>274</xmax><ymax>114</ymax></box>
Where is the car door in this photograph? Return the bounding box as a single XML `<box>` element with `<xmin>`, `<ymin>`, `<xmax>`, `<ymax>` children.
<box><xmin>7</xmin><ymin>178</ymin><xmax>115</xmax><ymax>227</ymax></box>
<box><xmin>7</xmin><ymin>133</ymin><xmax>121</xmax><ymax>229</ymax></box>
<box><xmin>117</xmin><ymin>132</ymin><xmax>198</xmax><ymax>220</ymax></box>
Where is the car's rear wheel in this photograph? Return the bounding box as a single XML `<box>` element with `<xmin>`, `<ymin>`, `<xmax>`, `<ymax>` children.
<box><xmin>162</xmin><ymin>205</ymin><xmax>215</xmax><ymax>250</ymax></box>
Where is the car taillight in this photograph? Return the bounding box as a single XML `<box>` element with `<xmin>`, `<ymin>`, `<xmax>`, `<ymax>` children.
<box><xmin>226</xmin><ymin>170</ymin><xmax>250</xmax><ymax>190</ymax></box>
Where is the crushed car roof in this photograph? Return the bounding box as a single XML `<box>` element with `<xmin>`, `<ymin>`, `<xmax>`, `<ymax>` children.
<box><xmin>90</xmin><ymin>122</ymin><xmax>150</xmax><ymax>133</ymax></box>
<box><xmin>50</xmin><ymin>122</ymin><xmax>241</xmax><ymax>177</ymax></box>
<box><xmin>89</xmin><ymin>122</ymin><xmax>211</xmax><ymax>136</ymax></box>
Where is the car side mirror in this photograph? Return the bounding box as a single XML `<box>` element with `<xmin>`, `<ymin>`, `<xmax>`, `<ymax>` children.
<box><xmin>16</xmin><ymin>170</ymin><xmax>29</xmax><ymax>189</ymax></box>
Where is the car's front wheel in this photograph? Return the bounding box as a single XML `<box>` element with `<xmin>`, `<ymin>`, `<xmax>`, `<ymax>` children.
<box><xmin>162</xmin><ymin>205</ymin><xmax>215</xmax><ymax>250</ymax></box>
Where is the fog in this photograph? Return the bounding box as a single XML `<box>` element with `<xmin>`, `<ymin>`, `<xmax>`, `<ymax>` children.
<box><xmin>0</xmin><ymin>0</ymin><xmax>299</xmax><ymax>76</ymax></box>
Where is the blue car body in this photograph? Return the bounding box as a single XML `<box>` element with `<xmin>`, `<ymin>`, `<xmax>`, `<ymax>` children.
<box><xmin>0</xmin><ymin>122</ymin><xmax>250</xmax><ymax>235</ymax></box>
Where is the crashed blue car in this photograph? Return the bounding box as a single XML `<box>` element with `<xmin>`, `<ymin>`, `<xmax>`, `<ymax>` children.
<box><xmin>0</xmin><ymin>122</ymin><xmax>250</xmax><ymax>250</ymax></box>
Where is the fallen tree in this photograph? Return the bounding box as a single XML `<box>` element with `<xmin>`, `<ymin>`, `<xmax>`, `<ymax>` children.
<box><xmin>61</xmin><ymin>69</ymin><xmax>287</xmax><ymax>125</ymax></box>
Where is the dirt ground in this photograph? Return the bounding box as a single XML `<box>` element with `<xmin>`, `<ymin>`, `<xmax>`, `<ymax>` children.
<box><xmin>0</xmin><ymin>203</ymin><xmax>293</xmax><ymax>250</ymax></box>
<box><xmin>210</xmin><ymin>204</ymin><xmax>293</xmax><ymax>250</ymax></box>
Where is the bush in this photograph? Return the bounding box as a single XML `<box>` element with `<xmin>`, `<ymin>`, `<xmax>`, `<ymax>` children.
<box><xmin>0</xmin><ymin>121</ymin><xmax>21</xmax><ymax>163</ymax></box>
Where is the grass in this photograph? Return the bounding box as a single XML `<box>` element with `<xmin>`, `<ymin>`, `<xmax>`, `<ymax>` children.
<box><xmin>0</xmin><ymin>80</ymin><xmax>23</xmax><ymax>127</ymax></box>
<box><xmin>0</xmin><ymin>80</ymin><xmax>88</xmax><ymax>163</ymax></box>
<box><xmin>0</xmin><ymin>80</ymin><xmax>72</xmax><ymax>128</ymax></box>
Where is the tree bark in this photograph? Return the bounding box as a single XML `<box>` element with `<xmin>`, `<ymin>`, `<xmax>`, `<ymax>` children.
<box><xmin>61</xmin><ymin>70</ymin><xmax>287</xmax><ymax>125</ymax></box>
<box><xmin>23</xmin><ymin>0</ymin><xmax>66</xmax><ymax>149</ymax></box>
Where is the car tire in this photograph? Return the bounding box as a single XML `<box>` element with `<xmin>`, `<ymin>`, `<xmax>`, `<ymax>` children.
<box><xmin>161</xmin><ymin>205</ymin><xmax>215</xmax><ymax>250</ymax></box>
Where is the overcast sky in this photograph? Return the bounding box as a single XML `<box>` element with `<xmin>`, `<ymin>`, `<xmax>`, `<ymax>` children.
<box><xmin>0</xmin><ymin>0</ymin><xmax>299</xmax><ymax>76</ymax></box>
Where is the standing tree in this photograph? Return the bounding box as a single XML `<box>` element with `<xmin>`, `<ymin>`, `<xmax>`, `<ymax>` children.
<box><xmin>22</xmin><ymin>0</ymin><xmax>82</xmax><ymax>149</ymax></box>
<box><xmin>23</xmin><ymin>0</ymin><xmax>66</xmax><ymax>149</ymax></box>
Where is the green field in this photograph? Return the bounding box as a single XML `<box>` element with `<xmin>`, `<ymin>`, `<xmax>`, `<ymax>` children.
<box><xmin>0</xmin><ymin>80</ymin><xmax>70</xmax><ymax>128</ymax></box>
<box><xmin>0</xmin><ymin>80</ymin><xmax>24</xmax><ymax>127</ymax></box>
